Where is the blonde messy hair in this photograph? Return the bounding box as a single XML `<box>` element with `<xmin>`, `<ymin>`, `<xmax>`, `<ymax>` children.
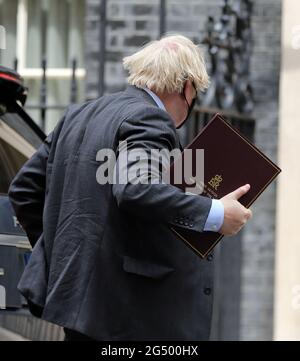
<box><xmin>123</xmin><ymin>34</ymin><xmax>210</xmax><ymax>94</ymax></box>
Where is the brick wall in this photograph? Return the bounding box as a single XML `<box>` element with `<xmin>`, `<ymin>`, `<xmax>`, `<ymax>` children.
<box><xmin>85</xmin><ymin>0</ymin><xmax>224</xmax><ymax>97</ymax></box>
<box><xmin>85</xmin><ymin>0</ymin><xmax>282</xmax><ymax>340</ymax></box>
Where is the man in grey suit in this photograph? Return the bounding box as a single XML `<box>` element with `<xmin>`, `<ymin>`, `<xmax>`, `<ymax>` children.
<box><xmin>8</xmin><ymin>35</ymin><xmax>252</xmax><ymax>341</ymax></box>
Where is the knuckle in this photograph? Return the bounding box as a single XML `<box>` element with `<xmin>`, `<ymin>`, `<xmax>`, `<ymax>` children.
<box><xmin>239</xmin><ymin>219</ymin><xmax>245</xmax><ymax>226</ymax></box>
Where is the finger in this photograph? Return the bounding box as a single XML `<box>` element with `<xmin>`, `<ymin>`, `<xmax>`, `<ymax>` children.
<box><xmin>241</xmin><ymin>209</ymin><xmax>252</xmax><ymax>222</ymax></box>
<box><xmin>247</xmin><ymin>209</ymin><xmax>253</xmax><ymax>219</ymax></box>
<box><xmin>228</xmin><ymin>184</ymin><xmax>250</xmax><ymax>200</ymax></box>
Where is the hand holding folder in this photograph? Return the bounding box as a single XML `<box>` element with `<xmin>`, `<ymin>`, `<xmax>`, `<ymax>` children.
<box><xmin>219</xmin><ymin>183</ymin><xmax>252</xmax><ymax>236</ymax></box>
<box><xmin>169</xmin><ymin>113</ymin><xmax>281</xmax><ymax>258</ymax></box>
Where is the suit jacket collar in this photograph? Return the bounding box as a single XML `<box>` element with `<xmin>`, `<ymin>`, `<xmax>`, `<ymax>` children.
<box><xmin>124</xmin><ymin>85</ymin><xmax>159</xmax><ymax>108</ymax></box>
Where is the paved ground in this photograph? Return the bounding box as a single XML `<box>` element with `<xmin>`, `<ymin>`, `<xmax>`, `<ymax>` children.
<box><xmin>0</xmin><ymin>327</ymin><xmax>28</xmax><ymax>341</ymax></box>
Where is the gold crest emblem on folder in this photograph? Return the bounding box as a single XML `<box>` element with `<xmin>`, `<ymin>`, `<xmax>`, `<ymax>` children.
<box><xmin>208</xmin><ymin>175</ymin><xmax>223</xmax><ymax>190</ymax></box>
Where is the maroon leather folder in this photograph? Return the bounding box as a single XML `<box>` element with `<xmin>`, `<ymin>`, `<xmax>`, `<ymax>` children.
<box><xmin>169</xmin><ymin>113</ymin><xmax>281</xmax><ymax>258</ymax></box>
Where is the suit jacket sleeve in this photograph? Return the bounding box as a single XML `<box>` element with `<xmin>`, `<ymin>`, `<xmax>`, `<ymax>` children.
<box><xmin>8</xmin><ymin>110</ymin><xmax>66</xmax><ymax>247</ymax></box>
<box><xmin>8</xmin><ymin>134</ymin><xmax>52</xmax><ymax>247</ymax></box>
<box><xmin>112</xmin><ymin>106</ymin><xmax>213</xmax><ymax>233</ymax></box>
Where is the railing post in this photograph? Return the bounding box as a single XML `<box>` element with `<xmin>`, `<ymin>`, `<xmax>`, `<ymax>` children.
<box><xmin>98</xmin><ymin>0</ymin><xmax>107</xmax><ymax>97</ymax></box>
<box><xmin>40</xmin><ymin>57</ymin><xmax>47</xmax><ymax>131</ymax></box>
<box><xmin>159</xmin><ymin>0</ymin><xmax>166</xmax><ymax>37</ymax></box>
<box><xmin>70</xmin><ymin>58</ymin><xmax>78</xmax><ymax>104</ymax></box>
<box><xmin>13</xmin><ymin>58</ymin><xmax>18</xmax><ymax>72</ymax></box>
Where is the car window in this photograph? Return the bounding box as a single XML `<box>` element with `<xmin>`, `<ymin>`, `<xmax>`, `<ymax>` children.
<box><xmin>1</xmin><ymin>112</ymin><xmax>42</xmax><ymax>150</ymax></box>
<box><xmin>0</xmin><ymin>112</ymin><xmax>42</xmax><ymax>194</ymax></box>
<box><xmin>0</xmin><ymin>128</ymin><xmax>29</xmax><ymax>194</ymax></box>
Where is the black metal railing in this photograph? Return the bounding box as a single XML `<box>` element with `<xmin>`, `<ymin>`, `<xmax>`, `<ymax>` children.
<box><xmin>9</xmin><ymin>0</ymin><xmax>254</xmax><ymax>136</ymax></box>
<box><xmin>201</xmin><ymin>0</ymin><xmax>254</xmax><ymax>114</ymax></box>
<box><xmin>186</xmin><ymin>105</ymin><xmax>255</xmax><ymax>146</ymax></box>
<box><xmin>13</xmin><ymin>57</ymin><xmax>79</xmax><ymax>131</ymax></box>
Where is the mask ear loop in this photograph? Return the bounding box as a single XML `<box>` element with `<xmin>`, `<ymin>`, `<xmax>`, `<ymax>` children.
<box><xmin>182</xmin><ymin>82</ymin><xmax>190</xmax><ymax>111</ymax></box>
<box><xmin>176</xmin><ymin>81</ymin><xmax>197</xmax><ymax>129</ymax></box>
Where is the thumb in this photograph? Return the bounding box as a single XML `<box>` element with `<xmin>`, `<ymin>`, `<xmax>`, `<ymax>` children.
<box><xmin>227</xmin><ymin>184</ymin><xmax>250</xmax><ymax>200</ymax></box>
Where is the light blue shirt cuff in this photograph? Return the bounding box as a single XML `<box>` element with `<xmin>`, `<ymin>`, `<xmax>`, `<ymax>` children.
<box><xmin>203</xmin><ymin>199</ymin><xmax>224</xmax><ymax>232</ymax></box>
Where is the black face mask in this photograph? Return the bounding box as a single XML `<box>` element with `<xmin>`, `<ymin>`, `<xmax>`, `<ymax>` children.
<box><xmin>176</xmin><ymin>84</ymin><xmax>197</xmax><ymax>129</ymax></box>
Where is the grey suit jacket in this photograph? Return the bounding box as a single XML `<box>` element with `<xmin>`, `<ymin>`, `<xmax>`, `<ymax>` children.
<box><xmin>8</xmin><ymin>85</ymin><xmax>215</xmax><ymax>341</ymax></box>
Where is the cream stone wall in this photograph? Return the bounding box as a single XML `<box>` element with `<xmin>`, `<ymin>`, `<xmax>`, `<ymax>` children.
<box><xmin>274</xmin><ymin>0</ymin><xmax>300</xmax><ymax>341</ymax></box>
